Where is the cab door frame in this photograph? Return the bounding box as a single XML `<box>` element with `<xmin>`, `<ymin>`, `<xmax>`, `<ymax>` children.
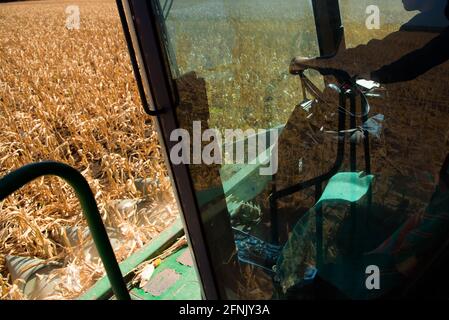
<box><xmin>118</xmin><ymin>0</ymin><xmax>222</xmax><ymax>299</ymax></box>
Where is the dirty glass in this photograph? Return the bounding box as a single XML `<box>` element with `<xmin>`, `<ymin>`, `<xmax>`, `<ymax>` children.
<box><xmin>163</xmin><ymin>0</ymin><xmax>319</xmax><ymax>129</ymax></box>
<box><xmin>340</xmin><ymin>0</ymin><xmax>415</xmax><ymax>48</ymax></box>
<box><xmin>158</xmin><ymin>0</ymin><xmax>449</xmax><ymax>299</ymax></box>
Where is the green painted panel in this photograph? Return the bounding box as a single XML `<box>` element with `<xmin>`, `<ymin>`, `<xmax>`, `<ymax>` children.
<box><xmin>130</xmin><ymin>247</ymin><xmax>201</xmax><ymax>300</ymax></box>
<box><xmin>317</xmin><ymin>172</ymin><xmax>374</xmax><ymax>205</ymax></box>
<box><xmin>78</xmin><ymin>219</ymin><xmax>184</xmax><ymax>300</ymax></box>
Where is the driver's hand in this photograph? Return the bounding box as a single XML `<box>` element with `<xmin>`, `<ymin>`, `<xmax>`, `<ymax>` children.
<box><xmin>290</xmin><ymin>56</ymin><xmax>327</xmax><ymax>74</ymax></box>
<box><xmin>289</xmin><ymin>56</ymin><xmax>352</xmax><ymax>82</ymax></box>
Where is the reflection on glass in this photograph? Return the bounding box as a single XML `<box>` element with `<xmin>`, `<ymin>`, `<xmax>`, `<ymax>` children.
<box><xmin>159</xmin><ymin>0</ymin><xmax>449</xmax><ymax>299</ymax></box>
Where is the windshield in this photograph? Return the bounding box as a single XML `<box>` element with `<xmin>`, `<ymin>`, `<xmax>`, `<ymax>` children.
<box><xmin>155</xmin><ymin>0</ymin><xmax>449</xmax><ymax>299</ymax></box>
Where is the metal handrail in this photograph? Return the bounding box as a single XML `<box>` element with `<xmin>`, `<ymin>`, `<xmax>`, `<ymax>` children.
<box><xmin>0</xmin><ymin>161</ymin><xmax>130</xmax><ymax>300</ymax></box>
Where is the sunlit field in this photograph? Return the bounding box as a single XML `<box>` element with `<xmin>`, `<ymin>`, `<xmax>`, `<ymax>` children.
<box><xmin>0</xmin><ymin>0</ymin><xmax>412</xmax><ymax>299</ymax></box>
<box><xmin>0</xmin><ymin>0</ymin><xmax>177</xmax><ymax>299</ymax></box>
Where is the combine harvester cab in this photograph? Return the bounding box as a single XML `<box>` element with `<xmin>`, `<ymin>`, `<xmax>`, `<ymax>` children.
<box><xmin>2</xmin><ymin>0</ymin><xmax>449</xmax><ymax>300</ymax></box>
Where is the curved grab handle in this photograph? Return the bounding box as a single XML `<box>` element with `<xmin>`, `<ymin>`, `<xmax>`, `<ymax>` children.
<box><xmin>0</xmin><ymin>161</ymin><xmax>130</xmax><ymax>300</ymax></box>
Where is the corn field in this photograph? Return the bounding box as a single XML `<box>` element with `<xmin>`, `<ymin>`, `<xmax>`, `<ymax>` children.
<box><xmin>0</xmin><ymin>0</ymin><xmax>178</xmax><ymax>299</ymax></box>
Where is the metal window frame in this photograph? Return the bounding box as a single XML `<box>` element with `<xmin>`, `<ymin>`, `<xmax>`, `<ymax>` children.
<box><xmin>311</xmin><ymin>0</ymin><xmax>345</xmax><ymax>57</ymax></box>
<box><xmin>118</xmin><ymin>0</ymin><xmax>221</xmax><ymax>299</ymax></box>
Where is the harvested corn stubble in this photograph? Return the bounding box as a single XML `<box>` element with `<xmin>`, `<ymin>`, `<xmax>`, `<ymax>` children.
<box><xmin>0</xmin><ymin>0</ymin><xmax>178</xmax><ymax>299</ymax></box>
